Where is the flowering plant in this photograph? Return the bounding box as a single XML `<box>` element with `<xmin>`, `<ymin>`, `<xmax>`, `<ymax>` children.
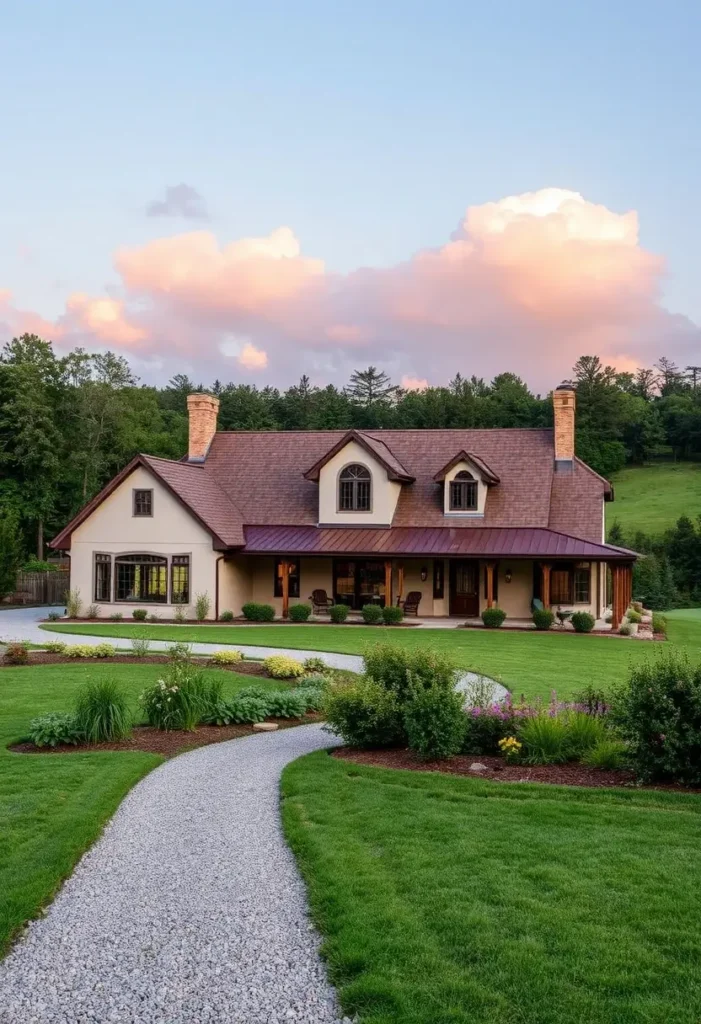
<box><xmin>498</xmin><ymin>736</ymin><xmax>522</xmax><ymax>763</ymax></box>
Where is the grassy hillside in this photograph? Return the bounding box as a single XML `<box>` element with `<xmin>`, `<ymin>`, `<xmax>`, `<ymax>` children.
<box><xmin>607</xmin><ymin>462</ymin><xmax>701</xmax><ymax>536</ymax></box>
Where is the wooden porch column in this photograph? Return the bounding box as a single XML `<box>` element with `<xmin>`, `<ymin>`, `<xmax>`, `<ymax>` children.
<box><xmin>397</xmin><ymin>564</ymin><xmax>404</xmax><ymax>605</ymax></box>
<box><xmin>280</xmin><ymin>560</ymin><xmax>291</xmax><ymax>620</ymax></box>
<box><xmin>384</xmin><ymin>560</ymin><xmax>393</xmax><ymax>607</ymax></box>
<box><xmin>486</xmin><ymin>562</ymin><xmax>496</xmax><ymax>609</ymax></box>
<box><xmin>610</xmin><ymin>562</ymin><xmax>633</xmax><ymax>630</ymax></box>
<box><xmin>540</xmin><ymin>563</ymin><xmax>552</xmax><ymax>609</ymax></box>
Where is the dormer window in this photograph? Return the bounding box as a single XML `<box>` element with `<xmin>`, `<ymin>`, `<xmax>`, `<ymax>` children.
<box><xmin>449</xmin><ymin>471</ymin><xmax>477</xmax><ymax>511</ymax></box>
<box><xmin>339</xmin><ymin>464</ymin><xmax>372</xmax><ymax>511</ymax></box>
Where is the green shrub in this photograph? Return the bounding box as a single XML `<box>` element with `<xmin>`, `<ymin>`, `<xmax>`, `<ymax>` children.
<box><xmin>210</xmin><ymin>649</ymin><xmax>243</xmax><ymax>665</ymax></box>
<box><xmin>86</xmin><ymin>604</ymin><xmax>100</xmax><ymax>619</ymax></box>
<box><xmin>264</xmin><ymin>654</ymin><xmax>305</xmax><ymax>679</ymax></box>
<box><xmin>131</xmin><ymin>635</ymin><xmax>151</xmax><ymax>657</ymax></box>
<box><xmin>219</xmin><ymin>609</ymin><xmax>234</xmax><ymax>622</ymax></box>
<box><xmin>619</xmin><ymin>624</ymin><xmax>632</xmax><ymax>636</ymax></box>
<box><xmin>289</xmin><ymin>603</ymin><xmax>312</xmax><ymax>622</ymax></box>
<box><xmin>404</xmin><ymin>682</ymin><xmax>466</xmax><ymax>760</ymax></box>
<box><xmin>481</xmin><ymin>607</ymin><xmax>506</xmax><ymax>628</ymax></box>
<box><xmin>43</xmin><ymin>640</ymin><xmax>67</xmax><ymax>654</ymax></box>
<box><xmin>65</xmin><ymin>588</ymin><xmax>82</xmax><ymax>618</ymax></box>
<box><xmin>362</xmin><ymin>603</ymin><xmax>384</xmax><ymax>624</ymax></box>
<box><xmin>109</xmin><ymin>612</ymin><xmax>124</xmax><ymax>622</ymax></box>
<box><xmin>266</xmin><ymin>690</ymin><xmax>308</xmax><ymax>718</ymax></box>
<box><xmin>140</xmin><ymin>666</ymin><xmax>210</xmax><ymax>731</ymax></box>
<box><xmin>570</xmin><ymin>611</ymin><xmax>595</xmax><ymax>633</ymax></box>
<box><xmin>29</xmin><ymin>712</ymin><xmax>82</xmax><ymax>748</ymax></box>
<box><xmin>295</xmin><ymin>686</ymin><xmax>326</xmax><ymax>712</ymax></box>
<box><xmin>75</xmin><ymin>680</ymin><xmax>132</xmax><ymax>743</ymax></box>
<box><xmin>241</xmin><ymin>601</ymin><xmax>275</xmax><ymax>622</ymax></box>
<box><xmin>582</xmin><ymin>738</ymin><xmax>628</xmax><ymax>770</ymax></box>
<box><xmin>206</xmin><ymin>690</ymin><xmax>269</xmax><ymax>725</ymax></box>
<box><xmin>382</xmin><ymin>605</ymin><xmax>404</xmax><ymax>625</ymax></box>
<box><xmin>364</xmin><ymin>643</ymin><xmax>457</xmax><ymax>702</ymax></box>
<box><xmin>563</xmin><ymin>711</ymin><xmax>608</xmax><ymax>759</ymax></box>
<box><xmin>519</xmin><ymin>714</ymin><xmax>570</xmax><ymax>764</ymax></box>
<box><xmin>23</xmin><ymin>558</ymin><xmax>58</xmax><ymax>573</ymax></box>
<box><xmin>4</xmin><ymin>642</ymin><xmax>29</xmax><ymax>665</ymax></box>
<box><xmin>93</xmin><ymin>643</ymin><xmax>116</xmax><ymax>658</ymax></box>
<box><xmin>610</xmin><ymin>653</ymin><xmax>701</xmax><ymax>784</ymax></box>
<box><xmin>64</xmin><ymin>644</ymin><xmax>96</xmax><ymax>659</ymax></box>
<box><xmin>303</xmin><ymin>656</ymin><xmax>327</xmax><ymax>673</ymax></box>
<box><xmin>47</xmin><ymin>612</ymin><xmax>62</xmax><ymax>621</ymax></box>
<box><xmin>323</xmin><ymin>679</ymin><xmax>404</xmax><ymax>748</ymax></box>
<box><xmin>194</xmin><ymin>592</ymin><xmax>211</xmax><ymax>621</ymax></box>
<box><xmin>132</xmin><ymin>609</ymin><xmax>148</xmax><ymax>621</ymax></box>
<box><xmin>627</xmin><ymin>609</ymin><xmax>642</xmax><ymax>624</ymax></box>
<box><xmin>463</xmin><ymin>702</ymin><xmax>517</xmax><ymax>755</ymax></box>
<box><xmin>167</xmin><ymin>642</ymin><xmax>192</xmax><ymax>664</ymax></box>
<box><xmin>148</xmin><ymin>614</ymin><xmax>160</xmax><ymax>623</ymax></box>
<box><xmin>572</xmin><ymin>685</ymin><xmax>609</xmax><ymax>716</ymax></box>
<box><xmin>174</xmin><ymin>604</ymin><xmax>187</xmax><ymax>623</ymax></box>
<box><xmin>652</xmin><ymin>612</ymin><xmax>667</xmax><ymax>636</ymax></box>
<box><xmin>532</xmin><ymin>608</ymin><xmax>555</xmax><ymax>631</ymax></box>
<box><xmin>329</xmin><ymin>603</ymin><xmax>349</xmax><ymax>623</ymax></box>
<box><xmin>300</xmin><ymin>673</ymin><xmax>330</xmax><ymax>690</ymax></box>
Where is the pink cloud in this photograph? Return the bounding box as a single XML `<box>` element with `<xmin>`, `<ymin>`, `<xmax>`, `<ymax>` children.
<box><xmin>401</xmin><ymin>375</ymin><xmax>429</xmax><ymax>391</ymax></box>
<box><xmin>2</xmin><ymin>188</ymin><xmax>698</xmax><ymax>387</ymax></box>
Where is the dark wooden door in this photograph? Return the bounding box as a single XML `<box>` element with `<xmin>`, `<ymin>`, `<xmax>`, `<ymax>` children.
<box><xmin>450</xmin><ymin>560</ymin><xmax>479</xmax><ymax>616</ymax></box>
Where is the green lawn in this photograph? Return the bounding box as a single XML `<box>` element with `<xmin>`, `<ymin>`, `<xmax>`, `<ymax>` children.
<box><xmin>46</xmin><ymin>615</ymin><xmax>701</xmax><ymax>701</ymax></box>
<box><xmin>607</xmin><ymin>463</ymin><xmax>701</xmax><ymax>536</ymax></box>
<box><xmin>283</xmin><ymin>751</ymin><xmax>701</xmax><ymax>1024</ymax></box>
<box><xmin>0</xmin><ymin>662</ymin><xmax>281</xmax><ymax>955</ymax></box>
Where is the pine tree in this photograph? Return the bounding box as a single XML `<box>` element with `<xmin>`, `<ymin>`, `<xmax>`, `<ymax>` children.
<box><xmin>345</xmin><ymin>366</ymin><xmax>398</xmax><ymax>407</ymax></box>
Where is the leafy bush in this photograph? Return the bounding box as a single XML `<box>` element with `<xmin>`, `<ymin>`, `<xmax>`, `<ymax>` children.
<box><xmin>204</xmin><ymin>686</ymin><xmax>270</xmax><ymax>725</ymax></box>
<box><xmin>109</xmin><ymin>612</ymin><xmax>124</xmax><ymax>622</ymax></box>
<box><xmin>131</xmin><ymin>635</ymin><xmax>151</xmax><ymax>657</ymax></box>
<box><xmin>563</xmin><ymin>711</ymin><xmax>608</xmax><ymax>759</ymax></box>
<box><xmin>582</xmin><ymin>738</ymin><xmax>628</xmax><ymax>770</ymax></box>
<box><xmin>329</xmin><ymin>603</ymin><xmax>349</xmax><ymax>623</ymax></box>
<box><xmin>481</xmin><ymin>607</ymin><xmax>506</xmax><ymax>628</ymax></box>
<box><xmin>47</xmin><ymin>612</ymin><xmax>62</xmax><ymax>621</ymax></box>
<box><xmin>362</xmin><ymin>603</ymin><xmax>384</xmax><ymax>624</ymax></box>
<box><xmin>266</xmin><ymin>690</ymin><xmax>308</xmax><ymax>718</ymax></box>
<box><xmin>241</xmin><ymin>601</ymin><xmax>275</xmax><ymax>622</ymax></box>
<box><xmin>289</xmin><ymin>603</ymin><xmax>312</xmax><ymax>622</ymax></box>
<box><xmin>532</xmin><ymin>608</ymin><xmax>555</xmax><ymax>631</ymax></box>
<box><xmin>86</xmin><ymin>604</ymin><xmax>100</xmax><ymax>619</ymax></box>
<box><xmin>4</xmin><ymin>642</ymin><xmax>29</xmax><ymax>665</ymax></box>
<box><xmin>93</xmin><ymin>643</ymin><xmax>116</xmax><ymax>658</ymax></box>
<box><xmin>174</xmin><ymin>604</ymin><xmax>187</xmax><ymax>623</ymax></box>
<box><xmin>75</xmin><ymin>679</ymin><xmax>132</xmax><ymax>743</ymax></box>
<box><xmin>140</xmin><ymin>666</ymin><xmax>210</xmax><ymax>731</ymax></box>
<box><xmin>264</xmin><ymin>655</ymin><xmax>305</xmax><ymax>679</ymax></box>
<box><xmin>148</xmin><ymin>614</ymin><xmax>160</xmax><ymax>623</ymax></box>
<box><xmin>300</xmin><ymin>673</ymin><xmax>330</xmax><ymax>690</ymax></box>
<box><xmin>324</xmin><ymin>679</ymin><xmax>404</xmax><ymax>748</ymax></box>
<box><xmin>463</xmin><ymin>702</ymin><xmax>516</xmax><ymax>755</ymax></box>
<box><xmin>404</xmin><ymin>682</ymin><xmax>466</xmax><ymax>759</ymax></box>
<box><xmin>652</xmin><ymin>612</ymin><xmax>667</xmax><ymax>636</ymax></box>
<box><xmin>167</xmin><ymin>642</ymin><xmax>192</xmax><ymax>664</ymax></box>
<box><xmin>382</xmin><ymin>605</ymin><xmax>404</xmax><ymax>625</ymax></box>
<box><xmin>619</xmin><ymin>624</ymin><xmax>632</xmax><ymax>636</ymax></box>
<box><xmin>194</xmin><ymin>592</ymin><xmax>211</xmax><ymax>621</ymax></box>
<box><xmin>303</xmin><ymin>656</ymin><xmax>327</xmax><ymax>673</ymax></box>
<box><xmin>132</xmin><ymin>608</ymin><xmax>148</xmax><ymax>621</ymax></box>
<box><xmin>364</xmin><ymin>643</ymin><xmax>457</xmax><ymax>702</ymax></box>
<box><xmin>570</xmin><ymin>611</ymin><xmax>595</xmax><ymax>633</ymax></box>
<box><xmin>29</xmin><ymin>712</ymin><xmax>82</xmax><ymax>748</ymax></box>
<box><xmin>210</xmin><ymin>649</ymin><xmax>243</xmax><ymax>665</ymax></box>
<box><xmin>610</xmin><ymin>653</ymin><xmax>701</xmax><ymax>784</ymax></box>
<box><xmin>572</xmin><ymin>685</ymin><xmax>609</xmax><ymax>717</ymax></box>
<box><xmin>295</xmin><ymin>686</ymin><xmax>326</xmax><ymax>712</ymax></box>
<box><xmin>519</xmin><ymin>714</ymin><xmax>570</xmax><ymax>764</ymax></box>
<box><xmin>43</xmin><ymin>640</ymin><xmax>67</xmax><ymax>654</ymax></box>
<box><xmin>65</xmin><ymin>588</ymin><xmax>82</xmax><ymax>618</ymax></box>
<box><xmin>219</xmin><ymin>609</ymin><xmax>234</xmax><ymax>621</ymax></box>
<box><xmin>23</xmin><ymin>558</ymin><xmax>58</xmax><ymax>573</ymax></box>
<box><xmin>64</xmin><ymin>644</ymin><xmax>97</xmax><ymax>659</ymax></box>
<box><xmin>627</xmin><ymin>609</ymin><xmax>642</xmax><ymax>624</ymax></box>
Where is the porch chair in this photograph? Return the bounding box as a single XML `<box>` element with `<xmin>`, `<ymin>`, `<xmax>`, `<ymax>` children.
<box><xmin>401</xmin><ymin>591</ymin><xmax>422</xmax><ymax>617</ymax></box>
<box><xmin>309</xmin><ymin>589</ymin><xmax>335</xmax><ymax>615</ymax></box>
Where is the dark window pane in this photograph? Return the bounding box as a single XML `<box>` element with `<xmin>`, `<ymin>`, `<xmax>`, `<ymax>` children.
<box><xmin>171</xmin><ymin>556</ymin><xmax>190</xmax><ymax>604</ymax></box>
<box><xmin>274</xmin><ymin>559</ymin><xmax>300</xmax><ymax>598</ymax></box>
<box><xmin>551</xmin><ymin>570</ymin><xmax>572</xmax><ymax>605</ymax></box>
<box><xmin>133</xmin><ymin>490</ymin><xmax>153</xmax><ymax>516</ymax></box>
<box><xmin>339</xmin><ymin>464</ymin><xmax>372</xmax><ymax>511</ymax></box>
<box><xmin>574</xmin><ymin>567</ymin><xmax>590</xmax><ymax>603</ymax></box>
<box><xmin>449</xmin><ymin>480</ymin><xmax>477</xmax><ymax>511</ymax></box>
<box><xmin>94</xmin><ymin>554</ymin><xmax>111</xmax><ymax>602</ymax></box>
<box><xmin>115</xmin><ymin>555</ymin><xmax>167</xmax><ymax>602</ymax></box>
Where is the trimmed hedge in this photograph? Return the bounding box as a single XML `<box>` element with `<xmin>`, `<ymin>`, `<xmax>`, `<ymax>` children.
<box><xmin>481</xmin><ymin>607</ymin><xmax>506</xmax><ymax>629</ymax></box>
<box><xmin>289</xmin><ymin>603</ymin><xmax>312</xmax><ymax>622</ymax></box>
<box><xmin>532</xmin><ymin>608</ymin><xmax>555</xmax><ymax>631</ymax></box>
<box><xmin>241</xmin><ymin>602</ymin><xmax>275</xmax><ymax>622</ymax></box>
<box><xmin>362</xmin><ymin>604</ymin><xmax>384</xmax><ymax>624</ymax></box>
<box><xmin>571</xmin><ymin>611</ymin><xmax>595</xmax><ymax>633</ymax></box>
<box><xmin>382</xmin><ymin>605</ymin><xmax>404</xmax><ymax>625</ymax></box>
<box><xmin>329</xmin><ymin>603</ymin><xmax>349</xmax><ymax>623</ymax></box>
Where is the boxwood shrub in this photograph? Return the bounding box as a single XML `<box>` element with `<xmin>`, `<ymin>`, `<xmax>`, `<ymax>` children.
<box><xmin>362</xmin><ymin>603</ymin><xmax>384</xmax><ymax>624</ymax></box>
<box><xmin>571</xmin><ymin>611</ymin><xmax>595</xmax><ymax>633</ymax></box>
<box><xmin>329</xmin><ymin>603</ymin><xmax>349</xmax><ymax>623</ymax></box>
<box><xmin>481</xmin><ymin>607</ymin><xmax>506</xmax><ymax>629</ymax></box>
<box><xmin>241</xmin><ymin>601</ymin><xmax>275</xmax><ymax>622</ymax></box>
<box><xmin>289</xmin><ymin>603</ymin><xmax>312</xmax><ymax>622</ymax></box>
<box><xmin>382</xmin><ymin>605</ymin><xmax>404</xmax><ymax>625</ymax></box>
<box><xmin>532</xmin><ymin>608</ymin><xmax>555</xmax><ymax>631</ymax></box>
<box><xmin>132</xmin><ymin>608</ymin><xmax>148</xmax><ymax>621</ymax></box>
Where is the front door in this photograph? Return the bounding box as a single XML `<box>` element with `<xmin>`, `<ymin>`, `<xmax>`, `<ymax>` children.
<box><xmin>450</xmin><ymin>560</ymin><xmax>479</xmax><ymax>616</ymax></box>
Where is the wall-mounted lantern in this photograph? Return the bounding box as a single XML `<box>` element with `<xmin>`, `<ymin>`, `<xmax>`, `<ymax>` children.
<box><xmin>504</xmin><ymin>568</ymin><xmax>513</xmax><ymax>583</ymax></box>
<box><xmin>420</xmin><ymin>566</ymin><xmax>428</xmax><ymax>582</ymax></box>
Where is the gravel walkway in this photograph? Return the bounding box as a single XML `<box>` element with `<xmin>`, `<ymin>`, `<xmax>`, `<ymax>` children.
<box><xmin>0</xmin><ymin>723</ymin><xmax>350</xmax><ymax>1024</ymax></box>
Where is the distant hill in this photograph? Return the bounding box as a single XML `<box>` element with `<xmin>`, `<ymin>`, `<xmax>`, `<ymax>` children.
<box><xmin>606</xmin><ymin>463</ymin><xmax>701</xmax><ymax>537</ymax></box>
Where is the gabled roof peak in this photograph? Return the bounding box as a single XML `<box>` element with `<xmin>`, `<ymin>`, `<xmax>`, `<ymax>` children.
<box><xmin>303</xmin><ymin>429</ymin><xmax>415</xmax><ymax>483</ymax></box>
<box><xmin>432</xmin><ymin>451</ymin><xmax>500</xmax><ymax>484</ymax></box>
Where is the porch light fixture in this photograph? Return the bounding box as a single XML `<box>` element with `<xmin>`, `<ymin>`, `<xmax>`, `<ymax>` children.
<box><xmin>504</xmin><ymin>568</ymin><xmax>513</xmax><ymax>583</ymax></box>
<box><xmin>420</xmin><ymin>566</ymin><xmax>428</xmax><ymax>582</ymax></box>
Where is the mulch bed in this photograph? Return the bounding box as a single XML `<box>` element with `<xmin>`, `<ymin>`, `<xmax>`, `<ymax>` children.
<box><xmin>332</xmin><ymin>747</ymin><xmax>701</xmax><ymax>792</ymax></box>
<box><xmin>0</xmin><ymin>652</ymin><xmax>272</xmax><ymax>675</ymax></box>
<box><xmin>42</xmin><ymin>617</ymin><xmax>420</xmax><ymax>627</ymax></box>
<box><xmin>459</xmin><ymin>624</ymin><xmax>665</xmax><ymax>640</ymax></box>
<box><xmin>10</xmin><ymin>714</ymin><xmax>322</xmax><ymax>758</ymax></box>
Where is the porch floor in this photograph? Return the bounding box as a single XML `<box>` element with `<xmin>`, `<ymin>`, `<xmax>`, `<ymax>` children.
<box><xmin>309</xmin><ymin>613</ymin><xmax>612</xmax><ymax>631</ymax></box>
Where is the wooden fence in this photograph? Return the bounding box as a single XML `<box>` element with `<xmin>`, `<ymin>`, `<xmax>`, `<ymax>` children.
<box><xmin>10</xmin><ymin>571</ymin><xmax>70</xmax><ymax>606</ymax></box>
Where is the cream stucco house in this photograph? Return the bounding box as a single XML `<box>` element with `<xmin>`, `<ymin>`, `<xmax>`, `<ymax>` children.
<box><xmin>50</xmin><ymin>385</ymin><xmax>637</xmax><ymax>628</ymax></box>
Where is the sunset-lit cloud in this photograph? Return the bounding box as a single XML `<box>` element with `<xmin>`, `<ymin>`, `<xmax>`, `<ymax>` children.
<box><xmin>401</xmin><ymin>375</ymin><xmax>429</xmax><ymax>391</ymax></box>
<box><xmin>1</xmin><ymin>188</ymin><xmax>698</xmax><ymax>387</ymax></box>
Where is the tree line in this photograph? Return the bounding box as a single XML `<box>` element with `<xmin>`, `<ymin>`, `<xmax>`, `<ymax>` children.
<box><xmin>1</xmin><ymin>333</ymin><xmax>700</xmax><ymax>569</ymax></box>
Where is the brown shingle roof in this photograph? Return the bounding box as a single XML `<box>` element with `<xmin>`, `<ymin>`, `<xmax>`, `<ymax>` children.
<box><xmin>303</xmin><ymin>429</ymin><xmax>414</xmax><ymax>482</ymax></box>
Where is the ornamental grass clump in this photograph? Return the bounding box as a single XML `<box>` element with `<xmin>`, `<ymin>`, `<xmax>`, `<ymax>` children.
<box><xmin>582</xmin><ymin>738</ymin><xmax>628</xmax><ymax>770</ymax></box>
<box><xmin>518</xmin><ymin>714</ymin><xmax>570</xmax><ymax>764</ymax></box>
<box><xmin>65</xmin><ymin>588</ymin><xmax>82</xmax><ymax>618</ymax></box>
<box><xmin>75</xmin><ymin>679</ymin><xmax>132</xmax><ymax>743</ymax></box>
<box><xmin>140</xmin><ymin>665</ymin><xmax>210</xmax><ymax>731</ymax></box>
<box><xmin>194</xmin><ymin>592</ymin><xmax>211</xmax><ymax>621</ymax></box>
<box><xmin>264</xmin><ymin>654</ymin><xmax>305</xmax><ymax>679</ymax></box>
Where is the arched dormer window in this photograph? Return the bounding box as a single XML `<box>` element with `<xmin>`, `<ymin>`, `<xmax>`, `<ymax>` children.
<box><xmin>449</xmin><ymin>470</ymin><xmax>477</xmax><ymax>511</ymax></box>
<box><xmin>339</xmin><ymin>464</ymin><xmax>372</xmax><ymax>511</ymax></box>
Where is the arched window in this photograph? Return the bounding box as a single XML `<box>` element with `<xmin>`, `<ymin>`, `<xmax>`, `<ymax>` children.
<box><xmin>115</xmin><ymin>553</ymin><xmax>168</xmax><ymax>602</ymax></box>
<box><xmin>449</xmin><ymin>470</ymin><xmax>477</xmax><ymax>511</ymax></box>
<box><xmin>339</xmin><ymin>464</ymin><xmax>372</xmax><ymax>511</ymax></box>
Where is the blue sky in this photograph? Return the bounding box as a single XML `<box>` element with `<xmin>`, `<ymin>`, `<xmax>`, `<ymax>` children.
<box><xmin>1</xmin><ymin>0</ymin><xmax>699</xmax><ymax>386</ymax></box>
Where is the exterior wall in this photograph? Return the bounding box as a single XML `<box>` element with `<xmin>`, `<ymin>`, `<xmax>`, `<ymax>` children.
<box><xmin>249</xmin><ymin>555</ymin><xmax>333</xmax><ymax>617</ymax></box>
<box><xmin>317</xmin><ymin>439</ymin><xmax>402</xmax><ymax>526</ymax></box>
<box><xmin>219</xmin><ymin>556</ymin><xmax>253</xmax><ymax>616</ymax></box>
<box><xmin>394</xmin><ymin>559</ymin><xmax>434</xmax><ymax>616</ymax></box>
<box><xmin>479</xmin><ymin>560</ymin><xmax>533</xmax><ymax>618</ymax></box>
<box><xmin>442</xmin><ymin>460</ymin><xmax>488</xmax><ymax>518</ymax></box>
<box><xmin>69</xmin><ymin>465</ymin><xmax>218</xmax><ymax>618</ymax></box>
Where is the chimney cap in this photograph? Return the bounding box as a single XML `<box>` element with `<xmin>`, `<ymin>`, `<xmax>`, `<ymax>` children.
<box><xmin>555</xmin><ymin>382</ymin><xmax>575</xmax><ymax>392</ymax></box>
<box><xmin>187</xmin><ymin>392</ymin><xmax>219</xmax><ymax>407</ymax></box>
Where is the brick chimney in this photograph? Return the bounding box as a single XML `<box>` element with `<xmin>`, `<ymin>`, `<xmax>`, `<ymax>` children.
<box><xmin>187</xmin><ymin>393</ymin><xmax>220</xmax><ymax>462</ymax></box>
<box><xmin>552</xmin><ymin>383</ymin><xmax>576</xmax><ymax>471</ymax></box>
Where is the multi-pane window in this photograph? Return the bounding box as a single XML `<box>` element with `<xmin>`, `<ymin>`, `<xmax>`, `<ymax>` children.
<box><xmin>133</xmin><ymin>489</ymin><xmax>153</xmax><ymax>516</ymax></box>
<box><xmin>274</xmin><ymin>558</ymin><xmax>300</xmax><ymax>598</ymax></box>
<box><xmin>550</xmin><ymin>569</ymin><xmax>572</xmax><ymax>605</ymax></box>
<box><xmin>449</xmin><ymin>471</ymin><xmax>478</xmax><ymax>511</ymax></box>
<box><xmin>338</xmin><ymin>464</ymin><xmax>371</xmax><ymax>511</ymax></box>
<box><xmin>171</xmin><ymin>555</ymin><xmax>190</xmax><ymax>604</ymax></box>
<box><xmin>574</xmin><ymin>566</ymin><xmax>591</xmax><ymax>603</ymax></box>
<box><xmin>115</xmin><ymin>554</ymin><xmax>167</xmax><ymax>602</ymax></box>
<box><xmin>94</xmin><ymin>553</ymin><xmax>111</xmax><ymax>602</ymax></box>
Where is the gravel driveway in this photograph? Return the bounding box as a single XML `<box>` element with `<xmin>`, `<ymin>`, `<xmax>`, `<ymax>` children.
<box><xmin>0</xmin><ymin>724</ymin><xmax>350</xmax><ymax>1024</ymax></box>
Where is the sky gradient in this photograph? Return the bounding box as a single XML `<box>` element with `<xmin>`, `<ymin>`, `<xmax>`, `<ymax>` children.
<box><xmin>1</xmin><ymin>0</ymin><xmax>699</xmax><ymax>390</ymax></box>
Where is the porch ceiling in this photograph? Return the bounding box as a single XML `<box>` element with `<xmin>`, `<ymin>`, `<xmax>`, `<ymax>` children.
<box><xmin>240</xmin><ymin>525</ymin><xmax>636</xmax><ymax>561</ymax></box>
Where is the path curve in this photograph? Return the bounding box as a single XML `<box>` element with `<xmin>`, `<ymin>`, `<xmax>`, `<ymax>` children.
<box><xmin>0</xmin><ymin>723</ymin><xmax>350</xmax><ymax>1024</ymax></box>
<box><xmin>0</xmin><ymin>607</ymin><xmax>509</xmax><ymax>701</ymax></box>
